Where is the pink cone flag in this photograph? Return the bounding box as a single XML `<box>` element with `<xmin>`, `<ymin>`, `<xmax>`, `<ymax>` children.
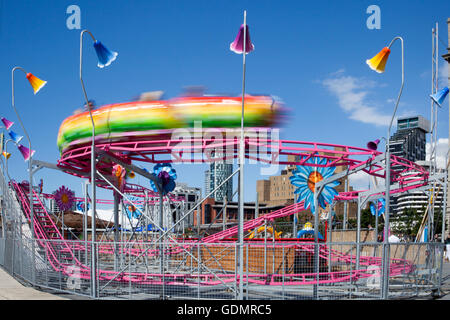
<box><xmin>1</xmin><ymin>117</ymin><xmax>14</xmax><ymax>130</ymax></box>
<box><xmin>230</xmin><ymin>24</ymin><xmax>254</xmax><ymax>54</ymax></box>
<box><xmin>17</xmin><ymin>144</ymin><xmax>35</xmax><ymax>161</ymax></box>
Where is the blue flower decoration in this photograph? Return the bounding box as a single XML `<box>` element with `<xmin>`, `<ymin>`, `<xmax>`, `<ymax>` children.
<box><xmin>93</xmin><ymin>40</ymin><xmax>118</xmax><ymax>68</ymax></box>
<box><xmin>124</xmin><ymin>196</ymin><xmax>143</xmax><ymax>219</ymax></box>
<box><xmin>149</xmin><ymin>163</ymin><xmax>177</xmax><ymax>195</ymax></box>
<box><xmin>76</xmin><ymin>201</ymin><xmax>89</xmax><ymax>212</ymax></box>
<box><xmin>289</xmin><ymin>156</ymin><xmax>340</xmax><ymax>215</ymax></box>
<box><xmin>369</xmin><ymin>198</ymin><xmax>385</xmax><ymax>216</ymax></box>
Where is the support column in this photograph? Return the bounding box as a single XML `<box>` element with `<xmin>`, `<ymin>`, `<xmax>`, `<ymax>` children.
<box><xmin>443</xmin><ymin>18</ymin><xmax>450</xmax><ymax>240</ymax></box>
<box><xmin>223</xmin><ymin>196</ymin><xmax>227</xmax><ymax>231</ymax></box>
<box><xmin>159</xmin><ymin>192</ymin><xmax>165</xmax><ymax>299</ymax></box>
<box><xmin>83</xmin><ymin>182</ymin><xmax>89</xmax><ymax>265</ymax></box>
<box><xmin>113</xmin><ymin>192</ymin><xmax>120</xmax><ymax>271</ymax></box>
<box><xmin>356</xmin><ymin>195</ymin><xmax>362</xmax><ymax>272</ymax></box>
<box><xmin>343</xmin><ymin>179</ymin><xmax>348</xmax><ymax>230</ymax></box>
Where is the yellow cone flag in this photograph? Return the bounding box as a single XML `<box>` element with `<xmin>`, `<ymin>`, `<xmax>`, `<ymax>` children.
<box><xmin>26</xmin><ymin>73</ymin><xmax>47</xmax><ymax>94</ymax></box>
<box><xmin>366</xmin><ymin>47</ymin><xmax>391</xmax><ymax>73</ymax></box>
<box><xmin>2</xmin><ymin>151</ymin><xmax>11</xmax><ymax>160</ymax></box>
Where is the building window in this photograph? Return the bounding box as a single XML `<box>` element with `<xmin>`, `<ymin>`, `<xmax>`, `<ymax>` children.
<box><xmin>204</xmin><ymin>204</ymin><xmax>212</xmax><ymax>224</ymax></box>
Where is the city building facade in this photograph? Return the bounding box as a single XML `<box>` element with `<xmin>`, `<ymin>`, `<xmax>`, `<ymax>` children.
<box><xmin>389</xmin><ymin>115</ymin><xmax>430</xmax><ymax>214</ymax></box>
<box><xmin>389</xmin><ymin>115</ymin><xmax>430</xmax><ymax>171</ymax></box>
<box><xmin>171</xmin><ymin>182</ymin><xmax>202</xmax><ymax>227</ymax></box>
<box><xmin>204</xmin><ymin>157</ymin><xmax>233</xmax><ymax>202</ymax></box>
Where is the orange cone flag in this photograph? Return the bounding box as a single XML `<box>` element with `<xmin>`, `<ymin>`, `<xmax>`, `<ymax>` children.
<box><xmin>366</xmin><ymin>47</ymin><xmax>391</xmax><ymax>73</ymax></box>
<box><xmin>26</xmin><ymin>73</ymin><xmax>47</xmax><ymax>94</ymax></box>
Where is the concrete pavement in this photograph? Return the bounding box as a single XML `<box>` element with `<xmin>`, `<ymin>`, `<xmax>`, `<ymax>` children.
<box><xmin>437</xmin><ymin>261</ymin><xmax>450</xmax><ymax>300</ymax></box>
<box><xmin>0</xmin><ymin>267</ymin><xmax>67</xmax><ymax>300</ymax></box>
<box><xmin>0</xmin><ymin>261</ymin><xmax>449</xmax><ymax>300</ymax></box>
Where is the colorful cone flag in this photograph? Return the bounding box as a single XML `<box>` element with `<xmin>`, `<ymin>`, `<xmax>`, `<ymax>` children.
<box><xmin>93</xmin><ymin>40</ymin><xmax>118</xmax><ymax>68</ymax></box>
<box><xmin>26</xmin><ymin>73</ymin><xmax>47</xmax><ymax>94</ymax></box>
<box><xmin>366</xmin><ymin>47</ymin><xmax>391</xmax><ymax>73</ymax></box>
<box><xmin>1</xmin><ymin>117</ymin><xmax>14</xmax><ymax>130</ymax></box>
<box><xmin>430</xmin><ymin>87</ymin><xmax>449</xmax><ymax>107</ymax></box>
<box><xmin>8</xmin><ymin>130</ymin><xmax>23</xmax><ymax>144</ymax></box>
<box><xmin>230</xmin><ymin>24</ymin><xmax>254</xmax><ymax>54</ymax></box>
<box><xmin>17</xmin><ymin>144</ymin><xmax>35</xmax><ymax>161</ymax></box>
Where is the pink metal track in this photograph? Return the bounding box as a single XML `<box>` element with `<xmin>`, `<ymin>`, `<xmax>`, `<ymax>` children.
<box><xmin>12</xmin><ymin>180</ymin><xmax>416</xmax><ymax>289</ymax></box>
<box><xmin>57</xmin><ymin>137</ymin><xmax>429</xmax><ymax>200</ymax></box>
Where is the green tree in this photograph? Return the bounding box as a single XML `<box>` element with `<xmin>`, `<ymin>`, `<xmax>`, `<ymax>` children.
<box><xmin>347</xmin><ymin>207</ymin><xmax>384</xmax><ymax>233</ymax></box>
<box><xmin>391</xmin><ymin>207</ymin><xmax>423</xmax><ymax>238</ymax></box>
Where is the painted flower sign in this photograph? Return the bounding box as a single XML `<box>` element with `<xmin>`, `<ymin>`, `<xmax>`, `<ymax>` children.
<box><xmin>289</xmin><ymin>156</ymin><xmax>340</xmax><ymax>215</ymax></box>
<box><xmin>369</xmin><ymin>198</ymin><xmax>385</xmax><ymax>216</ymax></box>
<box><xmin>124</xmin><ymin>196</ymin><xmax>143</xmax><ymax>219</ymax></box>
<box><xmin>54</xmin><ymin>186</ymin><xmax>75</xmax><ymax>211</ymax></box>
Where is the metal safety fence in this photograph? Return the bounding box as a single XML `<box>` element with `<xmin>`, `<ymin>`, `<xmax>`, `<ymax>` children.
<box><xmin>0</xmin><ymin>235</ymin><xmax>446</xmax><ymax>300</ymax></box>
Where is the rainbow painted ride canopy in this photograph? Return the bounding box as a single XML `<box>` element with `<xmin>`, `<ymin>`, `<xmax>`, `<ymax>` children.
<box><xmin>57</xmin><ymin>95</ymin><xmax>284</xmax><ymax>153</ymax></box>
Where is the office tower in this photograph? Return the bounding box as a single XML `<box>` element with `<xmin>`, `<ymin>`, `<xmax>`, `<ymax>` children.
<box><xmin>389</xmin><ymin>116</ymin><xmax>430</xmax><ymax>169</ymax></box>
<box><xmin>389</xmin><ymin>115</ymin><xmax>430</xmax><ymax>214</ymax></box>
<box><xmin>204</xmin><ymin>155</ymin><xmax>233</xmax><ymax>202</ymax></box>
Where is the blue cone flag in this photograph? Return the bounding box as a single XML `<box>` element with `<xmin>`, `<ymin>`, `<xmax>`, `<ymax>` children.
<box><xmin>93</xmin><ymin>40</ymin><xmax>118</xmax><ymax>68</ymax></box>
<box><xmin>8</xmin><ymin>130</ymin><xmax>23</xmax><ymax>144</ymax></box>
<box><xmin>430</xmin><ymin>87</ymin><xmax>449</xmax><ymax>107</ymax></box>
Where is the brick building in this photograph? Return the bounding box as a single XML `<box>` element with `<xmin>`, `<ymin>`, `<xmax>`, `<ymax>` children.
<box><xmin>193</xmin><ymin>198</ymin><xmax>286</xmax><ymax>232</ymax></box>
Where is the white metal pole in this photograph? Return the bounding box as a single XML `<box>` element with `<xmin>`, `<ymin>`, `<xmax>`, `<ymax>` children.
<box><xmin>11</xmin><ymin>66</ymin><xmax>36</xmax><ymax>283</ymax></box>
<box><xmin>79</xmin><ymin>29</ymin><xmax>98</xmax><ymax>298</ymax></box>
<box><xmin>237</xmin><ymin>9</ymin><xmax>247</xmax><ymax>300</ymax></box>
<box><xmin>313</xmin><ymin>185</ymin><xmax>320</xmax><ymax>299</ymax></box>
<box><xmin>3</xmin><ymin>140</ymin><xmax>14</xmax><ymax>181</ymax></box>
<box><xmin>382</xmin><ymin>36</ymin><xmax>404</xmax><ymax>300</ymax></box>
<box><xmin>343</xmin><ymin>179</ymin><xmax>348</xmax><ymax>230</ymax></box>
<box><xmin>84</xmin><ymin>181</ymin><xmax>88</xmax><ymax>265</ymax></box>
<box><xmin>114</xmin><ymin>192</ymin><xmax>120</xmax><ymax>271</ymax></box>
<box><xmin>356</xmin><ymin>195</ymin><xmax>362</xmax><ymax>271</ymax></box>
<box><xmin>447</xmin><ymin>18</ymin><xmax>450</xmax><ymax>241</ymax></box>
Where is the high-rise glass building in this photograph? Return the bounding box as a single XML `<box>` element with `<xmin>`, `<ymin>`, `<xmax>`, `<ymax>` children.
<box><xmin>204</xmin><ymin>169</ymin><xmax>211</xmax><ymax>197</ymax></box>
<box><xmin>204</xmin><ymin>156</ymin><xmax>233</xmax><ymax>202</ymax></box>
<box><xmin>389</xmin><ymin>115</ymin><xmax>430</xmax><ymax>167</ymax></box>
<box><xmin>389</xmin><ymin>115</ymin><xmax>430</xmax><ymax>214</ymax></box>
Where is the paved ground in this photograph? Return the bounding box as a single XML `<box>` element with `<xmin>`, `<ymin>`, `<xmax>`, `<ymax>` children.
<box><xmin>436</xmin><ymin>261</ymin><xmax>450</xmax><ymax>300</ymax></box>
<box><xmin>0</xmin><ymin>267</ymin><xmax>67</xmax><ymax>300</ymax></box>
<box><xmin>0</xmin><ymin>262</ymin><xmax>449</xmax><ymax>300</ymax></box>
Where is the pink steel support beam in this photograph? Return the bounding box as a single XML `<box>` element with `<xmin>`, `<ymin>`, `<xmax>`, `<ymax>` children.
<box><xmin>57</xmin><ymin>137</ymin><xmax>429</xmax><ymax>201</ymax></box>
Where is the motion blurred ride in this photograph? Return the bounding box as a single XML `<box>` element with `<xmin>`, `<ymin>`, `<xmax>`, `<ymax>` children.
<box><xmin>57</xmin><ymin>94</ymin><xmax>286</xmax><ymax>153</ymax></box>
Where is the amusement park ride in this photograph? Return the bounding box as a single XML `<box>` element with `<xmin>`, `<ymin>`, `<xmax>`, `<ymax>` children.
<box><xmin>2</xmin><ymin>90</ymin><xmax>442</xmax><ymax>299</ymax></box>
<box><xmin>0</xmin><ymin>14</ymin><xmax>449</xmax><ymax>300</ymax></box>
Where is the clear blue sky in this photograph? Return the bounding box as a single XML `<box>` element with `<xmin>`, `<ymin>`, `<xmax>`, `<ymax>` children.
<box><xmin>1</xmin><ymin>0</ymin><xmax>449</xmax><ymax>206</ymax></box>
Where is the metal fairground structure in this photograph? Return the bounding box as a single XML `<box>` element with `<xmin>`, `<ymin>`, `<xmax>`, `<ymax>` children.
<box><xmin>0</xmin><ymin>95</ymin><xmax>448</xmax><ymax>298</ymax></box>
<box><xmin>0</xmin><ymin>13</ymin><xmax>449</xmax><ymax>300</ymax></box>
